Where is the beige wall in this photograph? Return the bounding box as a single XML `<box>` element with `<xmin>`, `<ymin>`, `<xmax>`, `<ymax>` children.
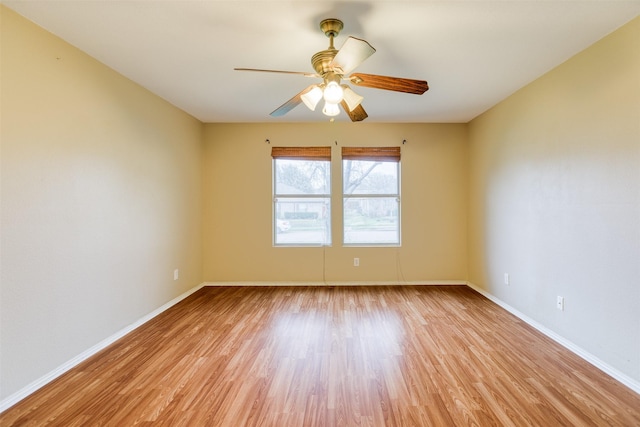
<box><xmin>202</xmin><ymin>123</ymin><xmax>468</xmax><ymax>283</ymax></box>
<box><xmin>468</xmin><ymin>17</ymin><xmax>640</xmax><ymax>383</ymax></box>
<box><xmin>1</xmin><ymin>7</ymin><xmax>203</xmax><ymax>399</ymax></box>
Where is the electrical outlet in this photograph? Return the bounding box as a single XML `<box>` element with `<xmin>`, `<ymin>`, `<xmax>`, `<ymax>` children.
<box><xmin>354</xmin><ymin>258</ymin><xmax>360</xmax><ymax>267</ymax></box>
<box><xmin>174</xmin><ymin>269</ymin><xmax>179</xmax><ymax>281</ymax></box>
<box><xmin>557</xmin><ymin>296</ymin><xmax>564</xmax><ymax>311</ymax></box>
<box><xmin>504</xmin><ymin>273</ymin><xmax>510</xmax><ymax>285</ymax></box>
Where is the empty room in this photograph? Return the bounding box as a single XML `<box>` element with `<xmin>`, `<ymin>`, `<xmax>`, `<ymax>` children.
<box><xmin>1</xmin><ymin>1</ymin><xmax>639</xmax><ymax>425</ymax></box>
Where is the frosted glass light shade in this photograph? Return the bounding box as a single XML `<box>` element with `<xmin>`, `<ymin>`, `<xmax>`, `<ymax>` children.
<box><xmin>342</xmin><ymin>86</ymin><xmax>363</xmax><ymax>112</ymax></box>
<box><xmin>322</xmin><ymin>102</ymin><xmax>340</xmax><ymax>117</ymax></box>
<box><xmin>323</xmin><ymin>81</ymin><xmax>344</xmax><ymax>104</ymax></box>
<box><xmin>301</xmin><ymin>85</ymin><xmax>323</xmax><ymax>111</ymax></box>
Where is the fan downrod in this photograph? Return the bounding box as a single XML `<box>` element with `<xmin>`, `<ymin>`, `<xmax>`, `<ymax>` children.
<box><xmin>312</xmin><ymin>19</ymin><xmax>344</xmax><ymax>76</ymax></box>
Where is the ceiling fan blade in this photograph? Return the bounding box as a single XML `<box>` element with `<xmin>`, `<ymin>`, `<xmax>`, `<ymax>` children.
<box><xmin>340</xmin><ymin>100</ymin><xmax>368</xmax><ymax>122</ymax></box>
<box><xmin>235</xmin><ymin>68</ymin><xmax>318</xmax><ymax>78</ymax></box>
<box><xmin>270</xmin><ymin>85</ymin><xmax>316</xmax><ymax>117</ymax></box>
<box><xmin>329</xmin><ymin>36</ymin><xmax>376</xmax><ymax>75</ymax></box>
<box><xmin>349</xmin><ymin>73</ymin><xmax>429</xmax><ymax>94</ymax></box>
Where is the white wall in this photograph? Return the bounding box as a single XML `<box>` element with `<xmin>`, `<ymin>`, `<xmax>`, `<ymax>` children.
<box><xmin>1</xmin><ymin>6</ymin><xmax>203</xmax><ymax>400</ymax></box>
<box><xmin>468</xmin><ymin>17</ymin><xmax>640</xmax><ymax>384</ymax></box>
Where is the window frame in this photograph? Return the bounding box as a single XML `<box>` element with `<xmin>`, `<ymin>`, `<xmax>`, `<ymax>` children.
<box><xmin>272</xmin><ymin>147</ymin><xmax>332</xmax><ymax>247</ymax></box>
<box><xmin>342</xmin><ymin>147</ymin><xmax>401</xmax><ymax>247</ymax></box>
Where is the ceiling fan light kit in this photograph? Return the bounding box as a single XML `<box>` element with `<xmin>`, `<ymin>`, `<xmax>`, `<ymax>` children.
<box><xmin>342</xmin><ymin>86</ymin><xmax>364</xmax><ymax>111</ymax></box>
<box><xmin>323</xmin><ymin>80</ymin><xmax>344</xmax><ymax>104</ymax></box>
<box><xmin>300</xmin><ymin>85</ymin><xmax>323</xmax><ymax>111</ymax></box>
<box><xmin>322</xmin><ymin>102</ymin><xmax>340</xmax><ymax>117</ymax></box>
<box><xmin>235</xmin><ymin>18</ymin><xmax>428</xmax><ymax>121</ymax></box>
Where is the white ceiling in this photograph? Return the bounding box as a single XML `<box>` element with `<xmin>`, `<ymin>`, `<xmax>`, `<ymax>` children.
<box><xmin>4</xmin><ymin>1</ymin><xmax>639</xmax><ymax>123</ymax></box>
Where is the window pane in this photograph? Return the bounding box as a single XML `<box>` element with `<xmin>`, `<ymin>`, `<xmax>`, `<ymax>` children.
<box><xmin>275</xmin><ymin>159</ymin><xmax>330</xmax><ymax>195</ymax></box>
<box><xmin>344</xmin><ymin>197</ymin><xmax>399</xmax><ymax>245</ymax></box>
<box><xmin>275</xmin><ymin>198</ymin><xmax>331</xmax><ymax>245</ymax></box>
<box><xmin>343</xmin><ymin>160</ymin><xmax>398</xmax><ymax>195</ymax></box>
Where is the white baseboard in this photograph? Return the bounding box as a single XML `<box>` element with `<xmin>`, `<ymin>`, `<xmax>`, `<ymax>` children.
<box><xmin>0</xmin><ymin>282</ymin><xmax>207</xmax><ymax>413</ymax></box>
<box><xmin>203</xmin><ymin>280</ymin><xmax>467</xmax><ymax>287</ymax></box>
<box><xmin>466</xmin><ymin>281</ymin><xmax>640</xmax><ymax>395</ymax></box>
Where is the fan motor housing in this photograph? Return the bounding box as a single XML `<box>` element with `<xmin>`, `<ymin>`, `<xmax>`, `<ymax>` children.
<box><xmin>311</xmin><ymin>49</ymin><xmax>338</xmax><ymax>76</ymax></box>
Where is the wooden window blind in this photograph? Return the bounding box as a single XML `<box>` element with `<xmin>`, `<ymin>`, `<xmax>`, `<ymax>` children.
<box><xmin>271</xmin><ymin>146</ymin><xmax>331</xmax><ymax>161</ymax></box>
<box><xmin>341</xmin><ymin>147</ymin><xmax>401</xmax><ymax>162</ymax></box>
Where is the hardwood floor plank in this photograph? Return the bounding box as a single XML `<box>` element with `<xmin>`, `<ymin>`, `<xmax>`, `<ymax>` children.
<box><xmin>2</xmin><ymin>285</ymin><xmax>639</xmax><ymax>426</ymax></box>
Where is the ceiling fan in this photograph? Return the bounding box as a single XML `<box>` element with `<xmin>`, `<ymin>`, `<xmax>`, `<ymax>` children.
<box><xmin>235</xmin><ymin>19</ymin><xmax>429</xmax><ymax>122</ymax></box>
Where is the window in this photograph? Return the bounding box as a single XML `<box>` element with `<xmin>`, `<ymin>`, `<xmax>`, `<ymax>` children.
<box><xmin>342</xmin><ymin>147</ymin><xmax>400</xmax><ymax>245</ymax></box>
<box><xmin>272</xmin><ymin>147</ymin><xmax>331</xmax><ymax>246</ymax></box>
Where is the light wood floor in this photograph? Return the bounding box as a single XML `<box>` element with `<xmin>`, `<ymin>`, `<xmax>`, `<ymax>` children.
<box><xmin>2</xmin><ymin>286</ymin><xmax>639</xmax><ymax>426</ymax></box>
